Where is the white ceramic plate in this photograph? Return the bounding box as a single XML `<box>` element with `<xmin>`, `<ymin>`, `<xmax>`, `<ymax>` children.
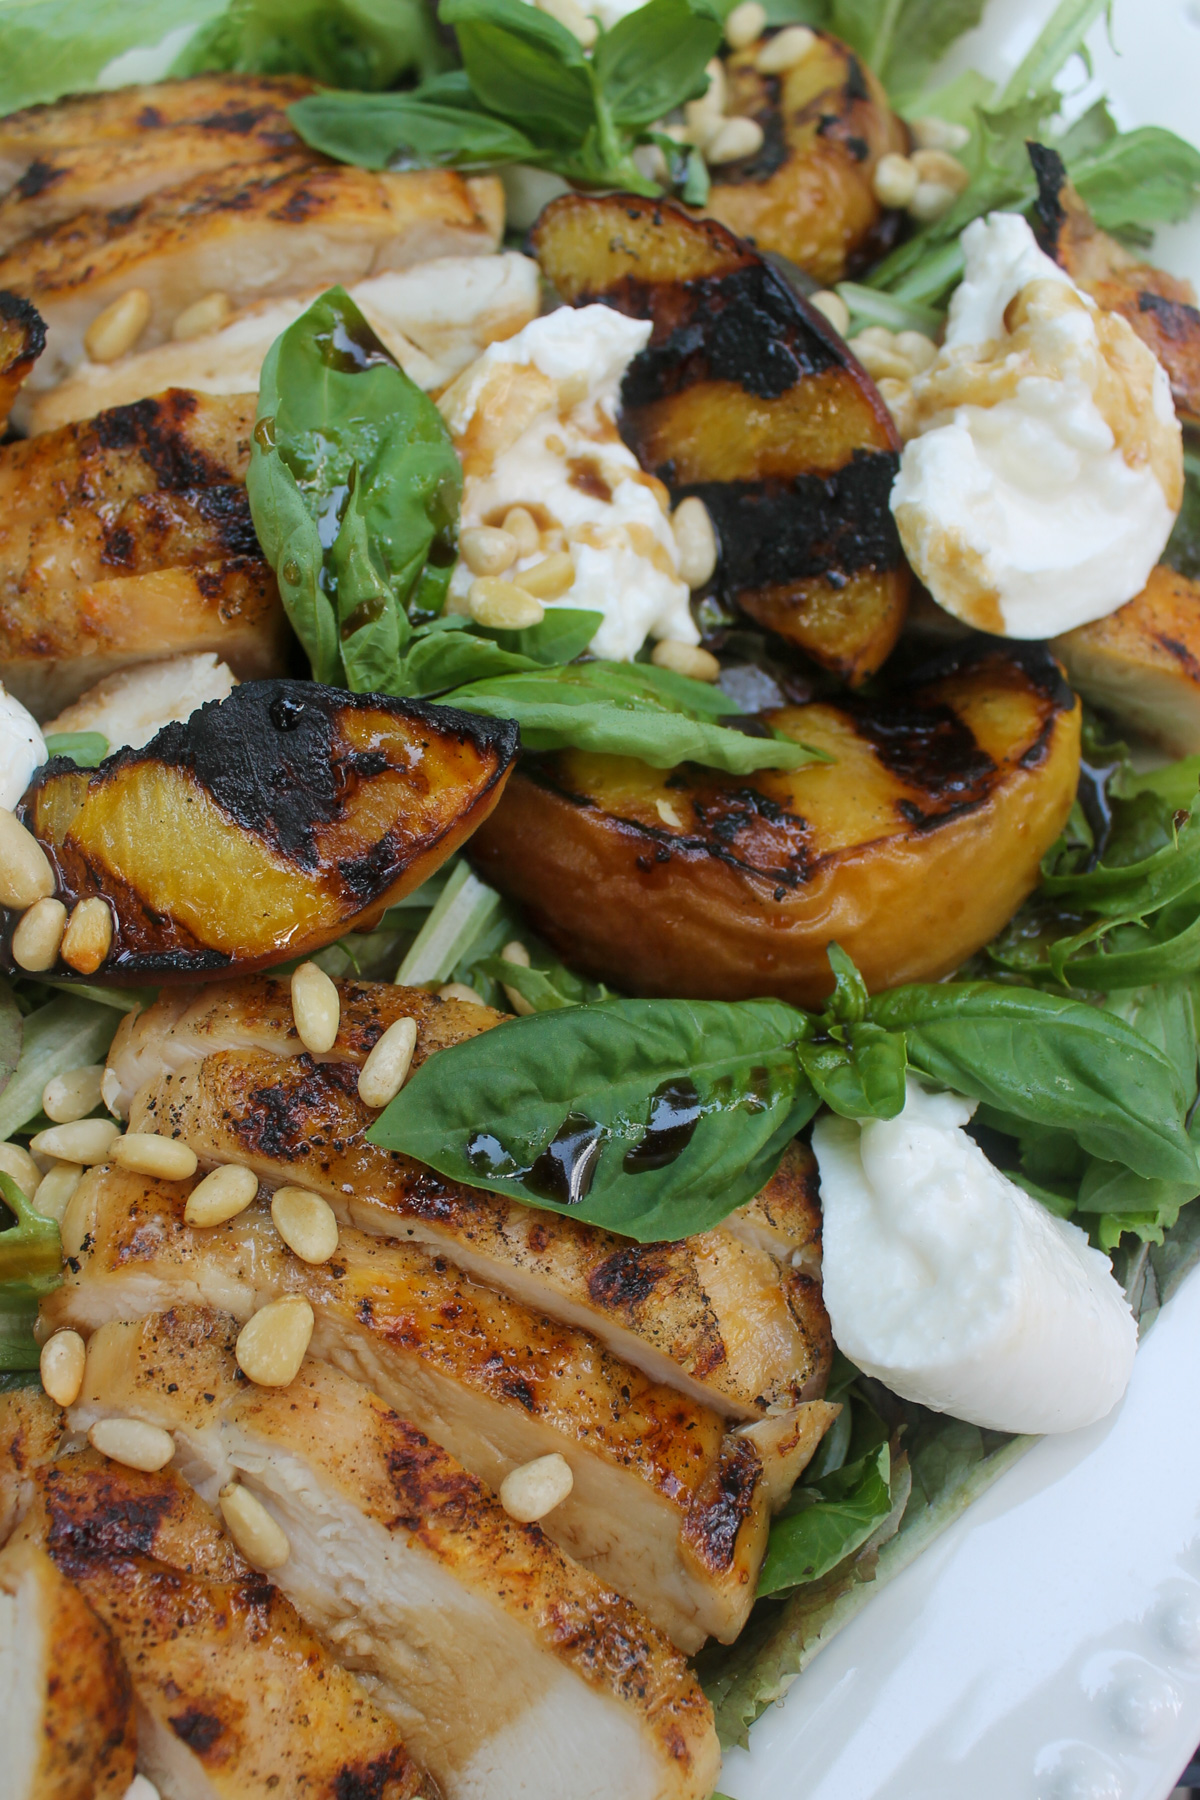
<box><xmin>726</xmin><ymin>3</ymin><xmax>1200</xmax><ymax>1794</ymax></box>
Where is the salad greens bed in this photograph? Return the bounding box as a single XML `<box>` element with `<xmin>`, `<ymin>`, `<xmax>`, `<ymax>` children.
<box><xmin>6</xmin><ymin>0</ymin><xmax>1200</xmax><ymax>1755</ymax></box>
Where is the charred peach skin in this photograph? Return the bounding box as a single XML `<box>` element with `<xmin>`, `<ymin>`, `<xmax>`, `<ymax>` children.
<box><xmin>470</xmin><ymin>648</ymin><xmax>1081</xmax><ymax>1007</ymax></box>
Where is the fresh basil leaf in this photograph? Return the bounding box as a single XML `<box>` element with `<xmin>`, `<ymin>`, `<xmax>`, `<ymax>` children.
<box><xmin>0</xmin><ymin>979</ymin><xmax>20</xmax><ymax>1101</ymax></box>
<box><xmin>442</xmin><ymin>0</ymin><xmax>596</xmax><ymax>147</ymax></box>
<box><xmin>493</xmin><ymin>608</ymin><xmax>602</xmax><ymax>667</ymax></box>
<box><xmin>798</xmin><ymin>1022</ymin><xmax>907</xmax><ymax>1121</ymax></box>
<box><xmin>1050</xmin><ymin>907</ymin><xmax>1200</xmax><ymax>991</ymax></box>
<box><xmin>1071</xmin><ymin>126</ymin><xmax>1200</xmax><ymax>231</ymax></box>
<box><xmin>1042</xmin><ymin>794</ymin><xmax>1200</xmax><ymax>920</ymax></box>
<box><xmin>443</xmin><ymin>661</ymin><xmax>822</xmax><ymax>772</ymax></box>
<box><xmin>1074</xmin><ymin>1157</ymin><xmax>1197</xmax><ymax>1236</ymax></box>
<box><xmin>391</xmin><ymin>609</ymin><xmax>602</xmax><ymax>697</ymax></box>
<box><xmin>758</xmin><ymin>1441</ymin><xmax>893</xmax><ymax>1596</ymax></box>
<box><xmin>368</xmin><ymin>996</ymin><xmax>818</xmax><ymax>1240</ymax></box>
<box><xmin>475</xmin><ymin>953</ymin><xmax>610</xmax><ymax>1011</ymax></box>
<box><xmin>1165</xmin><ymin>450</ymin><xmax>1200</xmax><ymax>583</ymax></box>
<box><xmin>824</xmin><ymin>942</ymin><xmax>868</xmax><ymax>1024</ymax></box>
<box><xmin>0</xmin><ymin>997</ymin><xmax>120</xmax><ymax>1142</ymax></box>
<box><xmin>828</xmin><ymin>0</ymin><xmax>984</xmax><ymax>108</ymax></box>
<box><xmin>177</xmin><ymin>0</ymin><xmax>445</xmax><ymax>89</ymax></box>
<box><xmin>41</xmin><ymin>731</ymin><xmax>108</xmax><ymax>768</ymax></box>
<box><xmin>288</xmin><ymin>91</ymin><xmax>537</xmax><ymax>170</ymax></box>
<box><xmin>592</xmin><ymin>0</ymin><xmax>720</xmax><ymax>129</ymax></box>
<box><xmin>868</xmin><ymin>982</ymin><xmax>1198</xmax><ymax>1185</ymax></box>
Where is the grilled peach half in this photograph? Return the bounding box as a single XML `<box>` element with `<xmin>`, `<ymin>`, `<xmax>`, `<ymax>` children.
<box><xmin>469</xmin><ymin>647</ymin><xmax>1080</xmax><ymax>1006</ymax></box>
<box><xmin>530</xmin><ymin>192</ymin><xmax>908</xmax><ymax>685</ymax></box>
<box><xmin>8</xmin><ymin>680</ymin><xmax>518</xmax><ymax>982</ymax></box>
<box><xmin>0</xmin><ymin>289</ymin><xmax>43</xmax><ymax>431</ymax></box>
<box><xmin>706</xmin><ymin>30</ymin><xmax>909</xmax><ymax>286</ymax></box>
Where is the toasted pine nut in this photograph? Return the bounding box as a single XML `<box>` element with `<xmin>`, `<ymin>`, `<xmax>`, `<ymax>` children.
<box><xmin>32</xmin><ymin>1161</ymin><xmax>82</xmax><ymax>1224</ymax></box>
<box><xmin>461</xmin><ymin>526</ymin><xmax>518</xmax><ymax>577</ymax></box>
<box><xmin>43</xmin><ymin>1065</ymin><xmax>105</xmax><ymax>1124</ymax></box>
<box><xmin>61</xmin><ymin>897</ymin><xmax>113</xmax><ymax>974</ymax></box>
<box><xmin>13</xmin><ymin>897</ymin><xmax>66</xmax><ymax>972</ymax></box>
<box><xmin>89</xmin><ymin>1416</ymin><xmax>175</xmax><ymax>1472</ymax></box>
<box><xmin>872</xmin><ymin>152</ymin><xmax>918</xmax><ymax>209</ymax></box>
<box><xmin>219</xmin><ymin>1481</ymin><xmax>290</xmax><ymax>1570</ymax></box>
<box><xmin>894</xmin><ymin>329</ymin><xmax>938</xmax><ymax>373</ymax></box>
<box><xmin>499</xmin><ymin>1452</ymin><xmax>574</xmax><ymax>1522</ymax></box>
<box><xmin>501</xmin><ymin>508</ymin><xmax>540</xmax><ymax>557</ymax></box>
<box><xmin>271</xmin><ymin>1186</ymin><xmax>339</xmax><ymax>1264</ymax></box>
<box><xmin>651</xmin><ymin>639</ymin><xmax>721</xmax><ymax>682</ymax></box>
<box><xmin>469</xmin><ymin>578</ymin><xmax>545</xmax><ymax>630</ymax></box>
<box><xmin>849</xmin><ymin>332</ymin><xmax>913</xmax><ymax>382</ymax></box>
<box><xmin>40</xmin><ymin>1330</ymin><xmax>86</xmax><ymax>1407</ymax></box>
<box><xmin>499</xmin><ymin>939</ymin><xmax>535</xmax><ymax>1018</ymax></box>
<box><xmin>0</xmin><ymin>810</ymin><xmax>55</xmax><ymax>910</ymax></box>
<box><xmin>84</xmin><ymin>288</ymin><xmax>151</xmax><ymax>364</ymax></box>
<box><xmin>291</xmin><ymin>962</ymin><xmax>340</xmax><ymax>1055</ymax></box>
<box><xmin>502</xmin><ymin>940</ymin><xmax>531</xmax><ymax>968</ymax></box>
<box><xmin>909</xmin><ymin>116</ymin><xmax>970</xmax><ymax>152</ymax></box>
<box><xmin>911</xmin><ymin>148</ymin><xmax>970</xmax><ymax>193</ymax></box>
<box><xmin>671</xmin><ymin>496</ymin><xmax>718</xmax><ymax>589</ymax></box>
<box><xmin>101</xmin><ymin>1066</ymin><xmax>125</xmax><ymax>1119</ymax></box>
<box><xmin>438</xmin><ymin>981</ymin><xmax>485</xmax><ymax>1005</ymax></box>
<box><xmin>60</xmin><ymin>1178</ymin><xmax>96</xmax><ymax>1258</ymax></box>
<box><xmin>113</xmin><ymin>1133</ymin><xmax>198</xmax><ymax>1181</ymax></box>
<box><xmin>171</xmin><ymin>291</ymin><xmax>232</xmax><ymax>341</ymax></box>
<box><xmin>358</xmin><ymin>1017</ymin><xmax>418</xmax><ymax>1109</ymax></box>
<box><xmin>724</xmin><ymin>0</ymin><xmax>766</xmax><ymax>48</ymax></box>
<box><xmin>909</xmin><ymin>180</ymin><xmax>957</xmax><ymax>222</ymax></box>
<box><xmin>755</xmin><ymin>25</ymin><xmax>816</xmax><ymax>71</ymax></box>
<box><xmin>705</xmin><ymin>116</ymin><xmax>765</xmax><ymax>165</ymax></box>
<box><xmin>876</xmin><ymin>377</ymin><xmax>916</xmax><ymax>439</ymax></box>
<box><xmin>513</xmin><ymin>552</ymin><xmax>574</xmax><ymax>601</ymax></box>
<box><xmin>810</xmin><ymin>289</ymin><xmax>850</xmax><ymax>337</ymax></box>
<box><xmin>534</xmin><ymin>0</ymin><xmax>596</xmax><ymax>46</ymax></box>
<box><xmin>656</xmin><ymin>797</ymin><xmax>684</xmax><ymax>828</ymax></box>
<box><xmin>0</xmin><ymin>1141</ymin><xmax>40</xmax><ymax>1199</ymax></box>
<box><xmin>236</xmin><ymin>1294</ymin><xmax>314</xmax><ymax>1387</ymax></box>
<box><xmin>185</xmin><ymin>1162</ymin><xmax>258</xmax><ymax>1228</ymax></box>
<box><xmin>683</xmin><ymin>59</ymin><xmax>726</xmax><ymax>148</ymax></box>
<box><xmin>31</xmin><ymin>1118</ymin><xmax>119</xmax><ymax>1166</ymax></box>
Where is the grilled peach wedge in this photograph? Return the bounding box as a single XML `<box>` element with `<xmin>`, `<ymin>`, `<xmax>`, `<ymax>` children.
<box><xmin>0</xmin><ymin>289</ymin><xmax>43</xmax><ymax>430</ymax></box>
<box><xmin>531</xmin><ymin>193</ymin><xmax>907</xmax><ymax>684</ymax></box>
<box><xmin>7</xmin><ymin>680</ymin><xmax>518</xmax><ymax>982</ymax></box>
<box><xmin>470</xmin><ymin>646</ymin><xmax>1081</xmax><ymax>1006</ymax></box>
<box><xmin>706</xmin><ymin>30</ymin><xmax>909</xmax><ymax>286</ymax></box>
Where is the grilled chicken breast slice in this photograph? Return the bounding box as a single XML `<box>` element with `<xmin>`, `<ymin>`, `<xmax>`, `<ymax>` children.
<box><xmin>1052</xmin><ymin>562</ymin><xmax>1200</xmax><ymax>756</ymax></box>
<box><xmin>0</xmin><ymin>389</ymin><xmax>288</xmax><ymax>717</ymax></box>
<box><xmin>0</xmin><ymin>1387</ymin><xmax>63</xmax><ymax>1544</ymax></box>
<box><xmin>16</xmin><ymin>1450</ymin><xmax>431</xmax><ymax>1800</ymax></box>
<box><xmin>0</xmin><ymin>1536</ymin><xmax>136</xmax><ymax>1800</ymax></box>
<box><xmin>47</xmin><ymin>1165</ymin><xmax>835</xmax><ymax>1649</ymax></box>
<box><xmin>25</xmin><ymin>253</ymin><xmax>541</xmax><ymax>434</ymax></box>
<box><xmin>75</xmin><ymin>1307</ymin><xmax>723</xmax><ymax>1800</ymax></box>
<box><xmin>1</xmin><ymin>158</ymin><xmax>505</xmax><ymax>394</ymax></box>
<box><xmin>0</xmin><ymin>289</ymin><xmax>44</xmax><ymax>429</ymax></box>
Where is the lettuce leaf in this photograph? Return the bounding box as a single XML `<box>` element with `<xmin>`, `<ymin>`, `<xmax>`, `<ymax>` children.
<box><xmin>0</xmin><ymin>0</ymin><xmax>224</xmax><ymax>113</ymax></box>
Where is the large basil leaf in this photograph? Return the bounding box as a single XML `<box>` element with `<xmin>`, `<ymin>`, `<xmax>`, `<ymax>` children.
<box><xmin>796</xmin><ymin>1023</ymin><xmax>907</xmax><ymax>1121</ymax></box>
<box><xmin>392</xmin><ymin>610</ymin><xmax>602</xmax><ymax>698</ymax></box>
<box><xmin>248</xmin><ymin>287</ymin><xmax>461</xmax><ymax>694</ymax></box>
<box><xmin>288</xmin><ymin>91</ymin><xmax>537</xmax><ymax>170</ymax></box>
<box><xmin>758</xmin><ymin>1440</ymin><xmax>894</xmax><ymax>1597</ymax></box>
<box><xmin>368</xmin><ymin>996</ymin><xmax>818</xmax><ymax>1240</ymax></box>
<box><xmin>867</xmin><ymin>983</ymin><xmax>1198</xmax><ymax>1184</ymax></box>
<box><xmin>441</xmin><ymin>0</ymin><xmax>595</xmax><ymax>147</ymax></box>
<box><xmin>592</xmin><ymin>0</ymin><xmax>719</xmax><ymax>129</ymax></box>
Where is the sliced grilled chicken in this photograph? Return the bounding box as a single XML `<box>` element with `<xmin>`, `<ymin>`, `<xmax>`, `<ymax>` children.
<box><xmin>0</xmin><ymin>1535</ymin><xmax>136</xmax><ymax>1800</ymax></box>
<box><xmin>0</xmin><ymin>389</ymin><xmax>288</xmax><ymax>717</ymax></box>
<box><xmin>0</xmin><ymin>288</ymin><xmax>44</xmax><ymax>428</ymax></box>
<box><xmin>75</xmin><ymin>1307</ymin><xmax>722</xmax><ymax>1800</ymax></box>
<box><xmin>1</xmin><ymin>158</ymin><xmax>505</xmax><ymax>395</ymax></box>
<box><xmin>0</xmin><ymin>1386</ymin><xmax>63</xmax><ymax>1544</ymax></box>
<box><xmin>1053</xmin><ymin>562</ymin><xmax>1200</xmax><ymax>756</ymax></box>
<box><xmin>42</xmin><ymin>652</ymin><xmax>236</xmax><ymax>752</ymax></box>
<box><xmin>26</xmin><ymin>252</ymin><xmax>541</xmax><ymax>434</ymax></box>
<box><xmin>47</xmin><ymin>1165</ymin><xmax>835</xmax><ymax>1649</ymax></box>
<box><xmin>18</xmin><ymin>1449</ymin><xmax>431</xmax><ymax>1800</ymax></box>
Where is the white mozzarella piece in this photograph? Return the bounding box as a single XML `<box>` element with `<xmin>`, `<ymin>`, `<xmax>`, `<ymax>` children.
<box><xmin>0</xmin><ymin>683</ymin><xmax>46</xmax><ymax>809</ymax></box>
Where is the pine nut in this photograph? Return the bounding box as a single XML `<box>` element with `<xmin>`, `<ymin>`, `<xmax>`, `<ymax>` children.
<box><xmin>60</xmin><ymin>1179</ymin><xmax>96</xmax><ymax>1258</ymax></box>
<box><xmin>671</xmin><ymin>496</ymin><xmax>718</xmax><ymax>589</ymax></box>
<box><xmin>32</xmin><ymin>1161</ymin><xmax>81</xmax><ymax>1224</ymax></box>
<box><xmin>876</xmin><ymin>377</ymin><xmax>916</xmax><ymax>439</ymax></box>
<box><xmin>755</xmin><ymin>25</ymin><xmax>816</xmax><ymax>71</ymax></box>
<box><xmin>461</xmin><ymin>526</ymin><xmax>518</xmax><ymax>577</ymax></box>
<box><xmin>656</xmin><ymin>797</ymin><xmax>684</xmax><ymax>828</ymax></box>
<box><xmin>438</xmin><ymin>981</ymin><xmax>485</xmax><ymax>1005</ymax></box>
<box><xmin>706</xmin><ymin>116</ymin><xmax>765</xmax><ymax>165</ymax></box>
<box><xmin>534</xmin><ymin>0</ymin><xmax>596</xmax><ymax>47</ymax></box>
<box><xmin>61</xmin><ymin>897</ymin><xmax>113</xmax><ymax>974</ymax></box>
<box><xmin>909</xmin><ymin>116</ymin><xmax>970</xmax><ymax>152</ymax></box>
<box><xmin>31</xmin><ymin>1118</ymin><xmax>119</xmax><ymax>1165</ymax></box>
<box><xmin>500</xmin><ymin>940</ymin><xmax>535</xmax><ymax>1018</ymax></box>
<box><xmin>911</xmin><ymin>148</ymin><xmax>970</xmax><ymax>193</ymax></box>
<box><xmin>725</xmin><ymin>0</ymin><xmax>766</xmax><ymax>49</ymax></box>
<box><xmin>499</xmin><ymin>1452</ymin><xmax>574</xmax><ymax>1522</ymax></box>
<box><xmin>185</xmin><ymin>1162</ymin><xmax>258</xmax><ymax>1228</ymax></box>
<box><xmin>101</xmin><ymin>1066</ymin><xmax>125</xmax><ymax>1119</ymax></box>
<box><xmin>12</xmin><ymin>897</ymin><xmax>65</xmax><ymax>972</ymax></box>
<box><xmin>236</xmin><ymin>1294</ymin><xmax>314</xmax><ymax>1387</ymax></box>
<box><xmin>810</xmin><ymin>289</ymin><xmax>850</xmax><ymax>337</ymax></box>
<box><xmin>40</xmin><ymin>1330</ymin><xmax>86</xmax><ymax>1407</ymax></box>
<box><xmin>88</xmin><ymin>1416</ymin><xmax>175</xmax><ymax>1472</ymax></box>
<box><xmin>872</xmin><ymin>152</ymin><xmax>918</xmax><ymax>209</ymax></box>
<box><xmin>83</xmin><ymin>288</ymin><xmax>151</xmax><ymax>364</ymax></box>
<box><xmin>468</xmin><ymin>578</ymin><xmax>545</xmax><ymax>630</ymax></box>
<box><xmin>894</xmin><ymin>329</ymin><xmax>938</xmax><ymax>372</ymax></box>
<box><xmin>43</xmin><ymin>1065</ymin><xmax>105</xmax><ymax>1125</ymax></box>
<box><xmin>513</xmin><ymin>552</ymin><xmax>574</xmax><ymax>601</ymax></box>
<box><xmin>502</xmin><ymin>940</ymin><xmax>531</xmax><ymax>968</ymax></box>
<box><xmin>849</xmin><ymin>333</ymin><xmax>913</xmax><ymax>382</ymax></box>
<box><xmin>651</xmin><ymin>640</ymin><xmax>721</xmax><ymax>682</ymax></box>
<box><xmin>171</xmin><ymin>291</ymin><xmax>231</xmax><ymax>341</ymax></box>
<box><xmin>0</xmin><ymin>1141</ymin><xmax>40</xmax><ymax>1199</ymax></box>
<box><xmin>271</xmin><ymin>1186</ymin><xmax>339</xmax><ymax>1264</ymax></box>
<box><xmin>908</xmin><ymin>180</ymin><xmax>957</xmax><ymax>222</ymax></box>
<box><xmin>501</xmin><ymin>508</ymin><xmax>540</xmax><ymax>557</ymax></box>
<box><xmin>219</xmin><ymin>1481</ymin><xmax>290</xmax><ymax>1570</ymax></box>
<box><xmin>684</xmin><ymin>58</ymin><xmax>726</xmax><ymax>148</ymax></box>
<box><xmin>112</xmin><ymin>1133</ymin><xmax>198</xmax><ymax>1181</ymax></box>
<box><xmin>291</xmin><ymin>962</ymin><xmax>340</xmax><ymax>1055</ymax></box>
<box><xmin>0</xmin><ymin>810</ymin><xmax>55</xmax><ymax>909</ymax></box>
<box><xmin>358</xmin><ymin>1017</ymin><xmax>418</xmax><ymax>1109</ymax></box>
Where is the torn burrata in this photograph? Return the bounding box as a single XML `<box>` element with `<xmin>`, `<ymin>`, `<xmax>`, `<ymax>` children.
<box><xmin>438</xmin><ymin>304</ymin><xmax>696</xmax><ymax>660</ymax></box>
<box><xmin>812</xmin><ymin>1080</ymin><xmax>1138</xmax><ymax>1433</ymax></box>
<box><xmin>0</xmin><ymin>682</ymin><xmax>45</xmax><ymax>809</ymax></box>
<box><xmin>890</xmin><ymin>211</ymin><xmax>1182</xmax><ymax>639</ymax></box>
